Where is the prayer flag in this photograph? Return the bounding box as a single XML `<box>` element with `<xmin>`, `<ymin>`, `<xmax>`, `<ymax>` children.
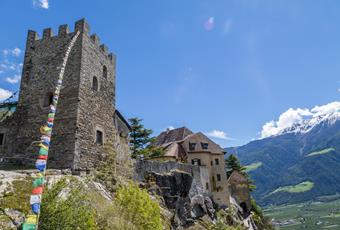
<box><xmin>32</xmin><ymin>186</ymin><xmax>43</xmax><ymax>195</ymax></box>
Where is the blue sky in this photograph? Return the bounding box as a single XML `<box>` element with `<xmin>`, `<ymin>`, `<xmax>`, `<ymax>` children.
<box><xmin>0</xmin><ymin>0</ymin><xmax>339</xmax><ymax>147</ymax></box>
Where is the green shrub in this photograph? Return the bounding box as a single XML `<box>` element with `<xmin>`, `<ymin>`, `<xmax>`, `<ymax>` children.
<box><xmin>39</xmin><ymin>179</ymin><xmax>98</xmax><ymax>230</ymax></box>
<box><xmin>250</xmin><ymin>199</ymin><xmax>274</xmax><ymax>230</ymax></box>
<box><xmin>115</xmin><ymin>182</ymin><xmax>162</xmax><ymax>230</ymax></box>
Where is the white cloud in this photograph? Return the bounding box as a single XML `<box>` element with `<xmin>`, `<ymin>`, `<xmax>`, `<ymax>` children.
<box><xmin>0</xmin><ymin>59</ymin><xmax>22</xmax><ymax>73</ymax></box>
<box><xmin>260</xmin><ymin>101</ymin><xmax>340</xmax><ymax>138</ymax></box>
<box><xmin>2</xmin><ymin>48</ymin><xmax>21</xmax><ymax>57</ymax></box>
<box><xmin>0</xmin><ymin>88</ymin><xmax>12</xmax><ymax>101</ymax></box>
<box><xmin>206</xmin><ymin>130</ymin><xmax>230</xmax><ymax>140</ymax></box>
<box><xmin>6</xmin><ymin>74</ymin><xmax>21</xmax><ymax>84</ymax></box>
<box><xmin>33</xmin><ymin>0</ymin><xmax>49</xmax><ymax>9</ymax></box>
<box><xmin>204</xmin><ymin>17</ymin><xmax>215</xmax><ymax>31</ymax></box>
<box><xmin>165</xmin><ymin>126</ymin><xmax>175</xmax><ymax>131</ymax></box>
<box><xmin>12</xmin><ymin>48</ymin><xmax>21</xmax><ymax>57</ymax></box>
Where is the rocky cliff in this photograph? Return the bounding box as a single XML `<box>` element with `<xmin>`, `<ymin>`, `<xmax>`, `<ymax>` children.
<box><xmin>0</xmin><ymin>165</ymin><xmax>269</xmax><ymax>230</ymax></box>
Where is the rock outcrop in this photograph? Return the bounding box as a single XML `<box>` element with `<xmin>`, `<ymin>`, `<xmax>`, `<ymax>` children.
<box><xmin>143</xmin><ymin>170</ymin><xmax>217</xmax><ymax>229</ymax></box>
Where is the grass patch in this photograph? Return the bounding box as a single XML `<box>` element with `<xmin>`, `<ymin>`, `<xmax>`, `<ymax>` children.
<box><xmin>306</xmin><ymin>148</ymin><xmax>335</xmax><ymax>157</ymax></box>
<box><xmin>269</xmin><ymin>181</ymin><xmax>314</xmax><ymax>195</ymax></box>
<box><xmin>0</xmin><ymin>178</ymin><xmax>32</xmax><ymax>214</ymax></box>
<box><xmin>244</xmin><ymin>162</ymin><xmax>262</xmax><ymax>172</ymax></box>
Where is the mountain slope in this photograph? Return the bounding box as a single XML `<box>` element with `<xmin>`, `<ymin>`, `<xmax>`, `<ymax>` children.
<box><xmin>227</xmin><ymin>115</ymin><xmax>340</xmax><ymax>206</ymax></box>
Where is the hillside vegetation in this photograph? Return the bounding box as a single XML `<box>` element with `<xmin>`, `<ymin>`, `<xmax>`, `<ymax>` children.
<box><xmin>268</xmin><ymin>181</ymin><xmax>314</xmax><ymax>195</ymax></box>
<box><xmin>306</xmin><ymin>148</ymin><xmax>335</xmax><ymax>157</ymax></box>
<box><xmin>227</xmin><ymin>118</ymin><xmax>340</xmax><ymax>205</ymax></box>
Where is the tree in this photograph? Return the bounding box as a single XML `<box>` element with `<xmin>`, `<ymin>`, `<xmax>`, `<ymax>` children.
<box><xmin>128</xmin><ymin>117</ymin><xmax>164</xmax><ymax>158</ymax></box>
<box><xmin>225</xmin><ymin>154</ymin><xmax>246</xmax><ymax>178</ymax></box>
<box><xmin>225</xmin><ymin>154</ymin><xmax>256</xmax><ymax>191</ymax></box>
<box><xmin>129</xmin><ymin>117</ymin><xmax>153</xmax><ymax>158</ymax></box>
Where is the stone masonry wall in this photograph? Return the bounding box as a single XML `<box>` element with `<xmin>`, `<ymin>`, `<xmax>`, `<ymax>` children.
<box><xmin>73</xmin><ymin>20</ymin><xmax>116</xmax><ymax>171</ymax></box>
<box><xmin>0</xmin><ymin>23</ymin><xmax>82</xmax><ymax>168</ymax></box>
<box><xmin>0</xmin><ymin>19</ymin><xmax>124</xmax><ymax>171</ymax></box>
<box><xmin>134</xmin><ymin>160</ymin><xmax>210</xmax><ymax>198</ymax></box>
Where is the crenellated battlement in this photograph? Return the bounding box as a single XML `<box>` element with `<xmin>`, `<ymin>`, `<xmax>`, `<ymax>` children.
<box><xmin>26</xmin><ymin>18</ymin><xmax>114</xmax><ymax>62</ymax></box>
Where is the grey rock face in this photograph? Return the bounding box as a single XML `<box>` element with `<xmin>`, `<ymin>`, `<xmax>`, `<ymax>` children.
<box><xmin>191</xmin><ymin>194</ymin><xmax>216</xmax><ymax>220</ymax></box>
<box><xmin>4</xmin><ymin>209</ymin><xmax>25</xmax><ymax>227</ymax></box>
<box><xmin>143</xmin><ymin>169</ymin><xmax>216</xmax><ymax>229</ymax></box>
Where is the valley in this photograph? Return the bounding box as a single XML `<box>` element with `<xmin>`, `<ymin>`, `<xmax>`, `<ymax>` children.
<box><xmin>263</xmin><ymin>199</ymin><xmax>340</xmax><ymax>229</ymax></box>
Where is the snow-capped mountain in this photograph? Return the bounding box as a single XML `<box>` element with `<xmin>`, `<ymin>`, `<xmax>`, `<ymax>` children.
<box><xmin>277</xmin><ymin>110</ymin><xmax>340</xmax><ymax>136</ymax></box>
<box><xmin>260</xmin><ymin>101</ymin><xmax>340</xmax><ymax>138</ymax></box>
<box><xmin>227</xmin><ymin>102</ymin><xmax>340</xmax><ymax>205</ymax></box>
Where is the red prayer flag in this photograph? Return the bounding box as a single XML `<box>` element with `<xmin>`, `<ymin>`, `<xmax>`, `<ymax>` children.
<box><xmin>38</xmin><ymin>155</ymin><xmax>48</xmax><ymax>160</ymax></box>
<box><xmin>32</xmin><ymin>186</ymin><xmax>43</xmax><ymax>195</ymax></box>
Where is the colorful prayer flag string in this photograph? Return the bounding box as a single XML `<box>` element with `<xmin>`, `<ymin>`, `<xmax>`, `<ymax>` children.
<box><xmin>22</xmin><ymin>30</ymin><xmax>80</xmax><ymax>230</ymax></box>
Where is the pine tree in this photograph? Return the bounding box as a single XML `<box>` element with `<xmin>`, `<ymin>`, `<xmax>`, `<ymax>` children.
<box><xmin>128</xmin><ymin>117</ymin><xmax>164</xmax><ymax>158</ymax></box>
<box><xmin>225</xmin><ymin>154</ymin><xmax>256</xmax><ymax>191</ymax></box>
<box><xmin>225</xmin><ymin>154</ymin><xmax>246</xmax><ymax>178</ymax></box>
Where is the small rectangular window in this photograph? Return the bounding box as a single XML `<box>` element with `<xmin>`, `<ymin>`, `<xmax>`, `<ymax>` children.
<box><xmin>215</xmin><ymin>158</ymin><xmax>219</xmax><ymax>165</ymax></box>
<box><xmin>192</xmin><ymin>158</ymin><xmax>201</xmax><ymax>166</ymax></box>
<box><xmin>0</xmin><ymin>133</ymin><xmax>4</xmax><ymax>145</ymax></box>
<box><xmin>96</xmin><ymin>130</ymin><xmax>103</xmax><ymax>144</ymax></box>
<box><xmin>201</xmin><ymin>143</ymin><xmax>209</xmax><ymax>149</ymax></box>
<box><xmin>217</xmin><ymin>174</ymin><xmax>221</xmax><ymax>181</ymax></box>
<box><xmin>189</xmin><ymin>142</ymin><xmax>196</xmax><ymax>151</ymax></box>
<box><xmin>205</xmin><ymin>182</ymin><xmax>209</xmax><ymax>190</ymax></box>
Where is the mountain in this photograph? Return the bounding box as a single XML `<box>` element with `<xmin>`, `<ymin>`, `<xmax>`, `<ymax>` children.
<box><xmin>226</xmin><ymin>110</ymin><xmax>340</xmax><ymax>206</ymax></box>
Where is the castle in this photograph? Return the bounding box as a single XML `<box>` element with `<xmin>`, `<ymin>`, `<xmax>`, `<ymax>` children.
<box><xmin>0</xmin><ymin>19</ymin><xmax>130</xmax><ymax>172</ymax></box>
<box><xmin>0</xmin><ymin>19</ymin><xmax>252</xmax><ymax>212</ymax></box>
<box><xmin>153</xmin><ymin>127</ymin><xmax>230</xmax><ymax>205</ymax></box>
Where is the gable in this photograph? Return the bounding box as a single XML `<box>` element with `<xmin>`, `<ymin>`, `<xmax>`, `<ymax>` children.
<box><xmin>155</xmin><ymin>127</ymin><xmax>193</xmax><ymax>146</ymax></box>
<box><xmin>181</xmin><ymin>132</ymin><xmax>224</xmax><ymax>154</ymax></box>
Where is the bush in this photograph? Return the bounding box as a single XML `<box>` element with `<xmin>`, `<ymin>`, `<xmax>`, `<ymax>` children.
<box><xmin>250</xmin><ymin>199</ymin><xmax>274</xmax><ymax>230</ymax></box>
<box><xmin>39</xmin><ymin>179</ymin><xmax>98</xmax><ymax>230</ymax></box>
<box><xmin>115</xmin><ymin>182</ymin><xmax>162</xmax><ymax>230</ymax></box>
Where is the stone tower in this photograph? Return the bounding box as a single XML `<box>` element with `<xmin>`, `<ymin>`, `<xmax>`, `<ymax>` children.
<box><xmin>0</xmin><ymin>19</ymin><xmax>122</xmax><ymax>171</ymax></box>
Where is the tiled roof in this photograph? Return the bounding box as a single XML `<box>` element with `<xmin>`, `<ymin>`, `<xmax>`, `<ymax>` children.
<box><xmin>155</xmin><ymin>127</ymin><xmax>193</xmax><ymax>146</ymax></box>
<box><xmin>162</xmin><ymin>142</ymin><xmax>187</xmax><ymax>161</ymax></box>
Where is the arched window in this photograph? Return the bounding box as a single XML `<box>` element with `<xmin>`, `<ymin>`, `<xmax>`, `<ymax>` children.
<box><xmin>103</xmin><ymin>65</ymin><xmax>107</xmax><ymax>79</ymax></box>
<box><xmin>44</xmin><ymin>92</ymin><xmax>54</xmax><ymax>107</ymax></box>
<box><xmin>96</xmin><ymin>130</ymin><xmax>103</xmax><ymax>144</ymax></box>
<box><xmin>92</xmin><ymin>76</ymin><xmax>98</xmax><ymax>91</ymax></box>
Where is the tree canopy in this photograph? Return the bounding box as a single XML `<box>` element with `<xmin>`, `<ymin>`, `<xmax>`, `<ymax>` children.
<box><xmin>225</xmin><ymin>154</ymin><xmax>255</xmax><ymax>191</ymax></box>
<box><xmin>128</xmin><ymin>117</ymin><xmax>164</xmax><ymax>158</ymax></box>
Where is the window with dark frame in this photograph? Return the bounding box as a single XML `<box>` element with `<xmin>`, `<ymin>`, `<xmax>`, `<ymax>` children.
<box><xmin>0</xmin><ymin>133</ymin><xmax>4</xmax><ymax>145</ymax></box>
<box><xmin>191</xmin><ymin>158</ymin><xmax>201</xmax><ymax>166</ymax></box>
<box><xmin>92</xmin><ymin>76</ymin><xmax>98</xmax><ymax>91</ymax></box>
<box><xmin>215</xmin><ymin>158</ymin><xmax>219</xmax><ymax>165</ymax></box>
<box><xmin>201</xmin><ymin>142</ymin><xmax>209</xmax><ymax>149</ymax></box>
<box><xmin>96</xmin><ymin>130</ymin><xmax>103</xmax><ymax>144</ymax></box>
<box><xmin>217</xmin><ymin>174</ymin><xmax>221</xmax><ymax>181</ymax></box>
<box><xmin>44</xmin><ymin>92</ymin><xmax>54</xmax><ymax>107</ymax></box>
<box><xmin>103</xmin><ymin>65</ymin><xmax>108</xmax><ymax>79</ymax></box>
<box><xmin>189</xmin><ymin>142</ymin><xmax>196</xmax><ymax>151</ymax></box>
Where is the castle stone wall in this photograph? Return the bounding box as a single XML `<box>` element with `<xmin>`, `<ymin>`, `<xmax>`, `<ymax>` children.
<box><xmin>0</xmin><ymin>19</ymin><xmax>128</xmax><ymax>171</ymax></box>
